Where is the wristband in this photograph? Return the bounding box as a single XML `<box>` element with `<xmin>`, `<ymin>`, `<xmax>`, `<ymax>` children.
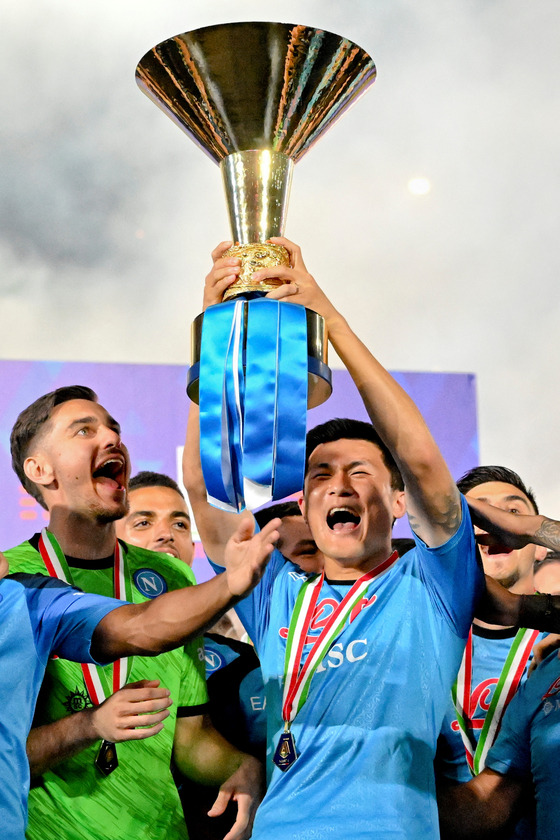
<box><xmin>519</xmin><ymin>593</ymin><xmax>559</xmax><ymax>632</ymax></box>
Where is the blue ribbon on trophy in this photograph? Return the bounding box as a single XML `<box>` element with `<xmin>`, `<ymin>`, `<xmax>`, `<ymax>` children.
<box><xmin>199</xmin><ymin>299</ymin><xmax>308</xmax><ymax>511</ymax></box>
<box><xmin>136</xmin><ymin>22</ymin><xmax>376</xmax><ymax>511</ymax></box>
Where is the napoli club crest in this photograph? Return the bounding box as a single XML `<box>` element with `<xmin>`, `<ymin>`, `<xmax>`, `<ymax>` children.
<box><xmin>133</xmin><ymin>568</ymin><xmax>168</xmax><ymax>598</ymax></box>
<box><xmin>204</xmin><ymin>649</ymin><xmax>225</xmax><ymax>674</ymax></box>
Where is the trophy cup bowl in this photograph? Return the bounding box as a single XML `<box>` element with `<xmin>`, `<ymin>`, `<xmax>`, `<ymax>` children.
<box><xmin>136</xmin><ymin>21</ymin><xmax>376</xmax><ymax>409</ymax></box>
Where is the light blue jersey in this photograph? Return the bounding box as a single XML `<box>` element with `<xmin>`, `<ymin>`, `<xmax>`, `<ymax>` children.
<box><xmin>0</xmin><ymin>573</ymin><xmax>121</xmax><ymax>840</ymax></box>
<box><xmin>438</xmin><ymin>626</ymin><xmax>546</xmax><ymax>784</ymax></box>
<box><xmin>486</xmin><ymin>650</ymin><xmax>560</xmax><ymax>840</ymax></box>
<box><xmin>213</xmin><ymin>495</ymin><xmax>482</xmax><ymax>839</ymax></box>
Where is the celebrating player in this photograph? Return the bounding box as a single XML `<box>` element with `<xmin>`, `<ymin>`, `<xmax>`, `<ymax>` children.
<box><xmin>4</xmin><ymin>387</ymin><xmax>278</xmax><ymax>840</ymax></box>
<box><xmin>438</xmin><ymin>501</ymin><xmax>560</xmax><ymax>840</ymax></box>
<box><xmin>183</xmin><ymin>239</ymin><xmax>485</xmax><ymax>840</ymax></box>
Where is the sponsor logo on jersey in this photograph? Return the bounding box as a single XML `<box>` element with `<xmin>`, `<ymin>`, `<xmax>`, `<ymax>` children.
<box><xmin>204</xmin><ymin>649</ymin><xmax>225</xmax><ymax>673</ymax></box>
<box><xmin>63</xmin><ymin>687</ymin><xmax>93</xmax><ymax>714</ymax></box>
<box><xmin>451</xmin><ymin>678</ymin><xmax>498</xmax><ymax>732</ymax></box>
<box><xmin>279</xmin><ymin>595</ymin><xmax>377</xmax><ymax>644</ymax></box>
<box><xmin>543</xmin><ymin>698</ymin><xmax>560</xmax><ymax>716</ymax></box>
<box><xmin>315</xmin><ymin>639</ymin><xmax>369</xmax><ymax>671</ymax></box>
<box><xmin>288</xmin><ymin>571</ymin><xmax>309</xmax><ymax>582</ymax></box>
<box><xmin>133</xmin><ymin>568</ymin><xmax>168</xmax><ymax>598</ymax></box>
<box><xmin>542</xmin><ymin>676</ymin><xmax>560</xmax><ymax>700</ymax></box>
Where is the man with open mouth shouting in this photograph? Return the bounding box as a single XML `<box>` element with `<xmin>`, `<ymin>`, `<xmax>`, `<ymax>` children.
<box><xmin>436</xmin><ymin>466</ymin><xmax>548</xmax><ymax>839</ymax></box>
<box><xmin>182</xmin><ymin>238</ymin><xmax>485</xmax><ymax>840</ymax></box>
<box><xmin>3</xmin><ymin>385</ymin><xmax>277</xmax><ymax>840</ymax></box>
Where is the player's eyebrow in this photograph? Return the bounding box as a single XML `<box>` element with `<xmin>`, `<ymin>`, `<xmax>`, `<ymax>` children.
<box><xmin>475</xmin><ymin>493</ymin><xmax>531</xmax><ymax>507</ymax></box>
<box><xmin>309</xmin><ymin>459</ymin><xmax>373</xmax><ymax>475</ymax></box>
<box><xmin>67</xmin><ymin>416</ymin><xmax>98</xmax><ymax>431</ymax></box>
<box><xmin>170</xmin><ymin>510</ymin><xmax>191</xmax><ymax>522</ymax></box>
<box><xmin>66</xmin><ymin>415</ymin><xmax>122</xmax><ymax>435</ymax></box>
<box><xmin>128</xmin><ymin>509</ymin><xmax>190</xmax><ymax>521</ymax></box>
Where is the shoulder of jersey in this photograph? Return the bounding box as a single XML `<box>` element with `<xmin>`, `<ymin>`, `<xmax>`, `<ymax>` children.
<box><xmin>121</xmin><ymin>541</ymin><xmax>195</xmax><ymax>583</ymax></box>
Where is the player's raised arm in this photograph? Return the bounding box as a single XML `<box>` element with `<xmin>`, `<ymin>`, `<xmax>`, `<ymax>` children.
<box><xmin>467</xmin><ymin>496</ymin><xmax>560</xmax><ymax>553</ymax></box>
<box><xmin>182</xmin><ymin>242</ymin><xmax>255</xmax><ymax>568</ymax></box>
<box><xmin>263</xmin><ymin>237</ymin><xmax>460</xmax><ymax>548</ymax></box>
<box><xmin>92</xmin><ymin>518</ymin><xmax>279</xmax><ymax>661</ymax></box>
<box><xmin>183</xmin><ymin>402</ymin><xmax>254</xmax><ymax>568</ymax></box>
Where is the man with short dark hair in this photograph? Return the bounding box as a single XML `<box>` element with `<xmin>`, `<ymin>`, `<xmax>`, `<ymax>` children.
<box><xmin>436</xmin><ymin>465</ymin><xmax>547</xmax><ymax>838</ymax></box>
<box><xmin>438</xmin><ymin>502</ymin><xmax>560</xmax><ymax>840</ymax></box>
<box><xmin>183</xmin><ymin>239</ymin><xmax>485</xmax><ymax>840</ymax></box>
<box><xmin>4</xmin><ymin>388</ymin><xmax>277</xmax><ymax>840</ymax></box>
<box><xmin>117</xmin><ymin>471</ymin><xmax>195</xmax><ymax>566</ymax></box>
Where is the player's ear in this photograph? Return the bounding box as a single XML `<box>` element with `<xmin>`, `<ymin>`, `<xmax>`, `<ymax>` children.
<box><xmin>297</xmin><ymin>494</ymin><xmax>308</xmax><ymax>522</ymax></box>
<box><xmin>392</xmin><ymin>490</ymin><xmax>406</xmax><ymax>521</ymax></box>
<box><xmin>24</xmin><ymin>455</ymin><xmax>55</xmax><ymax>489</ymax></box>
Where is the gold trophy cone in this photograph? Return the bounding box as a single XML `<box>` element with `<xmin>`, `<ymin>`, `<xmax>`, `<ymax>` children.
<box><xmin>136</xmin><ymin>21</ymin><xmax>376</xmax><ymax>409</ymax></box>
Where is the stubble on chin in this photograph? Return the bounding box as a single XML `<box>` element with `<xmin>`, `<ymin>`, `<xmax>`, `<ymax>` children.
<box><xmin>93</xmin><ymin>497</ymin><xmax>129</xmax><ymax>525</ymax></box>
<box><xmin>492</xmin><ymin>571</ymin><xmax>519</xmax><ymax>591</ymax></box>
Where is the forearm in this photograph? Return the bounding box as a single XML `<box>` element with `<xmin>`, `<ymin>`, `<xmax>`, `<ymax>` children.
<box><xmin>183</xmin><ymin>403</ymin><xmax>206</xmax><ymax>502</ymax></box>
<box><xmin>27</xmin><ymin>711</ymin><xmax>98</xmax><ymax>777</ymax></box>
<box><xmin>475</xmin><ymin>576</ymin><xmax>522</xmax><ymax>626</ymax></box>
<box><xmin>183</xmin><ymin>403</ymin><xmax>252</xmax><ymax>565</ymax></box>
<box><xmin>326</xmin><ymin>310</ymin><xmax>459</xmax><ymax>543</ymax></box>
<box><xmin>480</xmin><ymin>585</ymin><xmax>560</xmax><ymax>633</ymax></box>
<box><xmin>94</xmin><ymin>572</ymin><xmax>235</xmax><ymax>660</ymax></box>
<box><xmin>327</xmin><ymin>313</ymin><xmax>446</xmax><ymax>475</ymax></box>
<box><xmin>533</xmin><ymin>516</ymin><xmax>560</xmax><ymax>550</ymax></box>
<box><xmin>438</xmin><ymin>774</ymin><xmax>519</xmax><ymax>839</ymax></box>
<box><xmin>519</xmin><ymin>592</ymin><xmax>560</xmax><ymax>633</ymax></box>
<box><xmin>174</xmin><ymin>716</ymin><xmax>248</xmax><ymax>786</ymax></box>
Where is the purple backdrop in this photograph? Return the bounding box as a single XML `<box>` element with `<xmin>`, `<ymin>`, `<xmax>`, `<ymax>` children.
<box><xmin>0</xmin><ymin>361</ymin><xmax>478</xmax><ymax>581</ymax></box>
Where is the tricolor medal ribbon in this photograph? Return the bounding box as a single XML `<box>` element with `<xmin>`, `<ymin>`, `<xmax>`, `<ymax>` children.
<box><xmin>451</xmin><ymin>626</ymin><xmax>540</xmax><ymax>775</ymax></box>
<box><xmin>274</xmin><ymin>552</ymin><xmax>398</xmax><ymax>772</ymax></box>
<box><xmin>39</xmin><ymin>529</ymin><xmax>134</xmax><ymax>776</ymax></box>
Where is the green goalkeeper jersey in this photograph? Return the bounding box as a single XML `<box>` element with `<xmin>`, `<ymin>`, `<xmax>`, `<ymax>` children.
<box><xmin>5</xmin><ymin>536</ymin><xmax>208</xmax><ymax>840</ymax></box>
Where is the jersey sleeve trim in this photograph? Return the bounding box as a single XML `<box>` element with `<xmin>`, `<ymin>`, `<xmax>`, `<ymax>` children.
<box><xmin>176</xmin><ymin>702</ymin><xmax>210</xmax><ymax>718</ymax></box>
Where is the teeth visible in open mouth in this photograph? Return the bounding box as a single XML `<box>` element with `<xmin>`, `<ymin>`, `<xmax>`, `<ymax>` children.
<box><xmin>93</xmin><ymin>458</ymin><xmax>123</xmax><ymax>480</ymax></box>
<box><xmin>327</xmin><ymin>508</ymin><xmax>361</xmax><ymax>531</ymax></box>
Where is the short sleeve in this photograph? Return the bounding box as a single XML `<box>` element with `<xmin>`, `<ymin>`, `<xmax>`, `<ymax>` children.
<box><xmin>178</xmin><ymin>635</ymin><xmax>209</xmax><ymax>710</ymax></box>
<box><xmin>14</xmin><ymin>573</ymin><xmax>123</xmax><ymax>664</ymax></box>
<box><xmin>412</xmin><ymin>494</ymin><xmax>484</xmax><ymax>638</ymax></box>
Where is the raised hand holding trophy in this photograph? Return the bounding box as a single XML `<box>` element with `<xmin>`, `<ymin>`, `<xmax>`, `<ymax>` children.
<box><xmin>136</xmin><ymin>22</ymin><xmax>375</xmax><ymax>511</ymax></box>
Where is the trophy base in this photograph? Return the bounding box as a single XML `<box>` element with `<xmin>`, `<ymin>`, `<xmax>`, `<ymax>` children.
<box><xmin>222</xmin><ymin>242</ymin><xmax>290</xmax><ymax>300</ymax></box>
<box><xmin>187</xmin><ymin>305</ymin><xmax>332</xmax><ymax>409</ymax></box>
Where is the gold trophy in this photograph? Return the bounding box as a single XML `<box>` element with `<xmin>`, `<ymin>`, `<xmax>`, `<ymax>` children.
<box><xmin>136</xmin><ymin>21</ymin><xmax>376</xmax><ymax>410</ymax></box>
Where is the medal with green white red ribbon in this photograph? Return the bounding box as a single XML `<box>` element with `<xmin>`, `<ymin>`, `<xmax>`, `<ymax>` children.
<box><xmin>275</xmin><ymin>553</ymin><xmax>396</xmax><ymax>772</ymax></box>
<box><xmin>38</xmin><ymin>528</ymin><xmax>134</xmax><ymax>776</ymax></box>
<box><xmin>451</xmin><ymin>626</ymin><xmax>540</xmax><ymax>775</ymax></box>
